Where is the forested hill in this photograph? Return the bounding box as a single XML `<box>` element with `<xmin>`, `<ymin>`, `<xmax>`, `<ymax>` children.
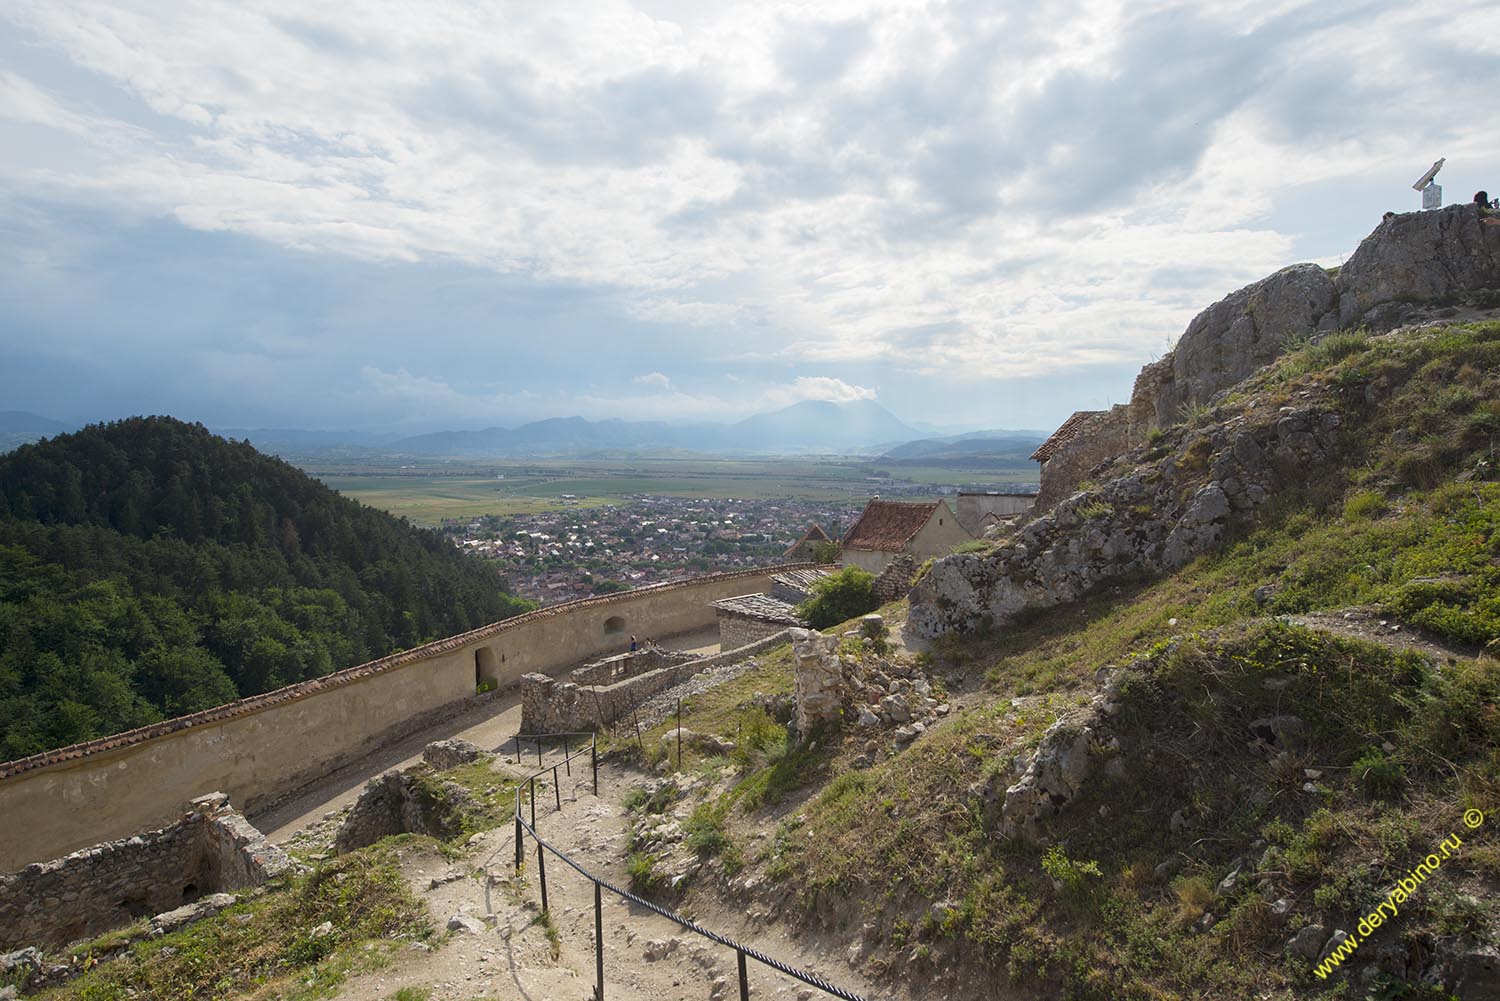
<box><xmin>0</xmin><ymin>416</ymin><xmax>534</xmax><ymax>760</ymax></box>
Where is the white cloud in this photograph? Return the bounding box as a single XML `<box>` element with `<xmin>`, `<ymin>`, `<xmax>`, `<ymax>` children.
<box><xmin>760</xmin><ymin>376</ymin><xmax>876</xmax><ymax>408</ymax></box>
<box><xmin>3</xmin><ymin>0</ymin><xmax>1499</xmax><ymax>410</ymax></box>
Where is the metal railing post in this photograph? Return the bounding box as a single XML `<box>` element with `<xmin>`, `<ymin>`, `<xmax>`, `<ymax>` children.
<box><xmin>537</xmin><ymin>840</ymin><xmax>548</xmax><ymax>914</ymax></box>
<box><xmin>737</xmin><ymin>949</ymin><xmax>749</xmax><ymax>1001</ymax></box>
<box><xmin>592</xmin><ymin>738</ymin><xmax>599</xmax><ymax>796</ymax></box>
<box><xmin>514</xmin><ymin>812</ymin><xmax>523</xmax><ymax>872</ymax></box>
<box><xmin>676</xmin><ymin>698</ymin><xmax>682</xmax><ymax>771</ymax></box>
<box><xmin>553</xmin><ymin>764</ymin><xmax>562</xmax><ymax>810</ymax></box>
<box><xmin>564</xmin><ymin>734</ymin><xmax>571</xmax><ymax>775</ymax></box>
<box><xmin>594</xmin><ymin>881</ymin><xmax>605</xmax><ymax>1001</ymax></box>
<box><xmin>529</xmin><ymin>777</ymin><xmax>536</xmax><ymax>830</ymax></box>
<box><xmin>536</xmin><ymin>736</ymin><xmax>543</xmax><ymax>767</ymax></box>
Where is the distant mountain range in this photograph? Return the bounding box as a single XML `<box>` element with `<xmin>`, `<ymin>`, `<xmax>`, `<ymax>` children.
<box><xmin>386</xmin><ymin>399</ymin><xmax>928</xmax><ymax>456</ymax></box>
<box><xmin>0</xmin><ymin>411</ymin><xmax>78</xmax><ymax>452</ymax></box>
<box><xmin>2</xmin><ymin>403</ymin><xmax>1047</xmax><ymax>462</ymax></box>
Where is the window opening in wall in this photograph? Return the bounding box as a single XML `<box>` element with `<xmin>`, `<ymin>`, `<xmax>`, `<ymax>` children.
<box><xmin>181</xmin><ymin>882</ymin><xmax>199</xmax><ymax>902</ymax></box>
<box><xmin>604</xmin><ymin>615</ymin><xmax>626</xmax><ymax>634</ymax></box>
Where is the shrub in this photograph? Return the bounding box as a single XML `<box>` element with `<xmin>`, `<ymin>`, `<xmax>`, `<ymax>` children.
<box><xmin>1352</xmin><ymin>749</ymin><xmax>1405</xmax><ymax>800</ymax></box>
<box><xmin>627</xmin><ymin>851</ymin><xmax>668</xmax><ymax>894</ymax></box>
<box><xmin>1343</xmin><ymin>490</ymin><xmax>1387</xmax><ymax>520</ymax></box>
<box><xmin>1041</xmin><ymin>844</ymin><xmax>1103</xmax><ymax>912</ymax></box>
<box><xmin>795</xmin><ymin>566</ymin><xmax>878</xmax><ymax>629</ymax></box>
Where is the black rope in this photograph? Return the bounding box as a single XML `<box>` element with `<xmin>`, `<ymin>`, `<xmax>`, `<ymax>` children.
<box><xmin>517</xmin><ymin>813</ymin><xmax>870</xmax><ymax>1001</ymax></box>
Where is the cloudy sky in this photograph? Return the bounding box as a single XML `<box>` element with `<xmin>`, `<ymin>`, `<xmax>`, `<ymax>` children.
<box><xmin>2</xmin><ymin>1</ymin><xmax>1497</xmax><ymax>433</ymax></box>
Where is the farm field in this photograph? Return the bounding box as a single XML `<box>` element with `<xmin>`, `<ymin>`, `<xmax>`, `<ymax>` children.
<box><xmin>309</xmin><ymin>456</ymin><xmax>1035</xmax><ymax>524</ymax></box>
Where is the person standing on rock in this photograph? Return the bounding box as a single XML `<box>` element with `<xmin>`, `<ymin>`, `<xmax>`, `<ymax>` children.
<box><xmin>1475</xmin><ymin>191</ymin><xmax>1497</xmax><ymax>215</ymax></box>
<box><xmin>629</xmin><ymin>634</ymin><xmax>638</xmax><ymax>652</ymax></box>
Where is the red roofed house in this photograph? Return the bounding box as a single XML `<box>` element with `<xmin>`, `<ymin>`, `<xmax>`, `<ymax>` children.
<box><xmin>782</xmin><ymin>523</ymin><xmax>833</xmax><ymax>561</ymax></box>
<box><xmin>841</xmin><ymin>498</ymin><xmax>973</xmax><ymax>574</ymax></box>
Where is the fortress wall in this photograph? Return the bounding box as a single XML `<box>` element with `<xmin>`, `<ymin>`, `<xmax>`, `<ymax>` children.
<box><xmin>0</xmin><ymin>564</ymin><xmax>809</xmax><ymax>873</ymax></box>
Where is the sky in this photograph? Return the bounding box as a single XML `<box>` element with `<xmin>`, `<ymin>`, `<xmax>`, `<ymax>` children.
<box><xmin>1</xmin><ymin>0</ymin><xmax>1497</xmax><ymax>434</ymax></box>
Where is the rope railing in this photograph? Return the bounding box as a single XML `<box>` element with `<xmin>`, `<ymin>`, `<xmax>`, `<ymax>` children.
<box><xmin>503</xmin><ymin>731</ymin><xmax>870</xmax><ymax>1001</ymax></box>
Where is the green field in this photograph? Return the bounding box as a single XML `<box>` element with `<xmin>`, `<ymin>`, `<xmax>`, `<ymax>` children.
<box><xmin>309</xmin><ymin>457</ymin><xmax>1035</xmax><ymax>524</ymax></box>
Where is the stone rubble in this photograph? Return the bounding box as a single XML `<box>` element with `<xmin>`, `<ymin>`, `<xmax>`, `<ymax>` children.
<box><xmin>790</xmin><ymin>618</ymin><xmax>944</xmax><ymax>744</ymax></box>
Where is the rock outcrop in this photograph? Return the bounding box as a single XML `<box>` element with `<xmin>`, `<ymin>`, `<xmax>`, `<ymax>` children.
<box><xmin>1336</xmin><ymin>203</ymin><xmax>1500</xmax><ymax>328</ymax></box>
<box><xmin>907</xmin><ymin>406</ymin><xmax>1341</xmax><ymax>640</ymax></box>
<box><xmin>1138</xmin><ymin>263</ymin><xmax>1338</xmax><ymax>427</ymax></box>
<box><xmin>1131</xmin><ymin>203</ymin><xmax>1500</xmax><ymax>433</ymax></box>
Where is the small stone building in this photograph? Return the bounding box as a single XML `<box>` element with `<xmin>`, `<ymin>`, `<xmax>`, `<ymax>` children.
<box><xmin>783</xmin><ymin>524</ymin><xmax>833</xmax><ymax>561</ymax></box>
<box><xmin>712</xmin><ymin>593</ymin><xmax>805</xmax><ymax>650</ymax></box>
<box><xmin>1030</xmin><ymin>406</ymin><xmax>1134</xmax><ymax>511</ymax></box>
<box><xmin>840</xmin><ymin>498</ymin><xmax>972</xmax><ymax>574</ymax></box>
<box><xmin>954</xmin><ymin>491</ymin><xmax>1036</xmax><ymax>534</ymax></box>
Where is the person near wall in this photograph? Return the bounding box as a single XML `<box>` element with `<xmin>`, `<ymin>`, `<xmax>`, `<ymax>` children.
<box><xmin>1476</xmin><ymin>191</ymin><xmax>1498</xmax><ymax>215</ymax></box>
<box><xmin>629</xmin><ymin>634</ymin><xmax>638</xmax><ymax>652</ymax></box>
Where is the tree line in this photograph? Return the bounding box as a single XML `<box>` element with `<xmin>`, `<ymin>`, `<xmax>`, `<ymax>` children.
<box><xmin>0</xmin><ymin>417</ymin><xmax>534</xmax><ymax>760</ymax></box>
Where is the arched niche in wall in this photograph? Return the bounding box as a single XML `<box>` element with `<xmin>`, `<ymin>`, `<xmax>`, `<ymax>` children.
<box><xmin>603</xmin><ymin>614</ymin><xmax>626</xmax><ymax>635</ymax></box>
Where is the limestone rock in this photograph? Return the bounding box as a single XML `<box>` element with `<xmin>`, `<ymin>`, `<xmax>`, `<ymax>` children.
<box><xmin>1336</xmin><ymin>203</ymin><xmax>1500</xmax><ymax>329</ymax></box>
<box><xmin>150</xmin><ymin>893</ymin><xmax>237</xmax><ymax>935</ymax></box>
<box><xmin>1453</xmin><ymin>944</ymin><xmax>1500</xmax><ymax>1000</ymax></box>
<box><xmin>1286</xmin><ymin>923</ymin><xmax>1328</xmax><ymax>961</ymax></box>
<box><xmin>1149</xmin><ymin>263</ymin><xmax>1337</xmax><ymax>426</ymax></box>
<box><xmin>0</xmin><ymin>948</ymin><xmax>41</xmax><ymax>991</ymax></box>
<box><xmin>997</xmin><ymin>717</ymin><xmax>1096</xmax><ymax>843</ymax></box>
<box><xmin>447</xmin><ymin>914</ymin><xmax>486</xmax><ymax>935</ymax></box>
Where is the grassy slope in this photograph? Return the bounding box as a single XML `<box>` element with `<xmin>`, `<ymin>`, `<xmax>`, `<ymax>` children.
<box><xmin>630</xmin><ymin>321</ymin><xmax>1500</xmax><ymax>1000</ymax></box>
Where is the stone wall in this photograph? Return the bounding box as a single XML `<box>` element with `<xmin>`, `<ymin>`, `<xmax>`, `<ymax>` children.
<box><xmin>520</xmin><ymin>631</ymin><xmax>792</xmax><ymax>734</ymax></box>
<box><xmin>955</xmin><ymin>493</ymin><xmax>1035</xmax><ymax>534</ymax></box>
<box><xmin>333</xmin><ymin>770</ymin><xmax>473</xmax><ymax>854</ymax></box>
<box><xmin>871</xmin><ymin>554</ymin><xmax>918</xmax><ymax>605</ymax></box>
<box><xmin>0</xmin><ymin>562</ymin><xmax>813</xmax><ymax>873</ymax></box>
<box><xmin>570</xmin><ymin>648</ymin><xmax>688</xmax><ymax>687</ymax></box>
<box><xmin>1035</xmin><ymin>405</ymin><xmax>1136</xmax><ymax>510</ymax></box>
<box><xmin>717</xmin><ymin>612</ymin><xmax>790</xmax><ymax>652</ymax></box>
<box><xmin>0</xmin><ymin>794</ymin><xmax>291</xmax><ymax>952</ymax></box>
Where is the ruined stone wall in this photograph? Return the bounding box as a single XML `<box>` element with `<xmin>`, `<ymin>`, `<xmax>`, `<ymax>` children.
<box><xmin>520</xmin><ymin>631</ymin><xmax>792</xmax><ymax>734</ymax></box>
<box><xmin>570</xmin><ymin>649</ymin><xmax>688</xmax><ymax>687</ymax></box>
<box><xmin>0</xmin><ymin>563</ymin><xmax>814</xmax><ymax>873</ymax></box>
<box><xmin>0</xmin><ymin>796</ymin><xmax>290</xmax><ymax>952</ymax></box>
<box><xmin>1035</xmin><ymin>405</ymin><xmax>1136</xmax><ymax>510</ymax></box>
<box><xmin>871</xmin><ymin>554</ymin><xmax>919</xmax><ymax>605</ymax></box>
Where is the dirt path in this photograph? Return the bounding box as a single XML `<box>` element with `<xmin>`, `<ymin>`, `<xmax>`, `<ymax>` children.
<box><xmin>1287</xmin><ymin>607</ymin><xmax>1479</xmax><ymax>665</ymax></box>
<box><xmin>330</xmin><ymin>753</ymin><xmax>891</xmax><ymax>1001</ymax></box>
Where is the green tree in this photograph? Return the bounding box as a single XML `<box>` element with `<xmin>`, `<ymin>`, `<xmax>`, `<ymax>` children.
<box><xmin>795</xmin><ymin>566</ymin><xmax>878</xmax><ymax>629</ymax></box>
